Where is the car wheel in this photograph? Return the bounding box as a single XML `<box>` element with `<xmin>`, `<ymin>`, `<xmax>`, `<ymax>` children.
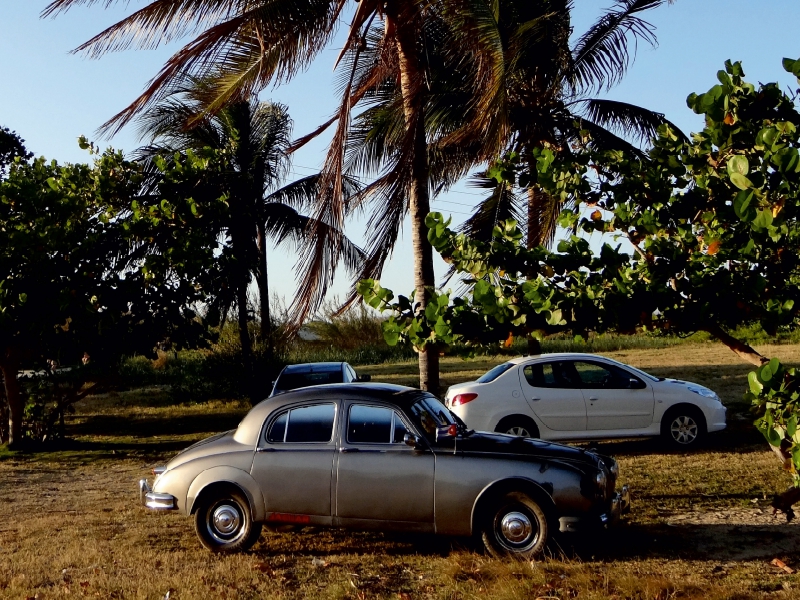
<box><xmin>194</xmin><ymin>488</ymin><xmax>262</xmax><ymax>553</ymax></box>
<box><xmin>496</xmin><ymin>416</ymin><xmax>539</xmax><ymax>438</ymax></box>
<box><xmin>661</xmin><ymin>406</ymin><xmax>706</xmax><ymax>448</ymax></box>
<box><xmin>481</xmin><ymin>491</ymin><xmax>549</xmax><ymax>559</ymax></box>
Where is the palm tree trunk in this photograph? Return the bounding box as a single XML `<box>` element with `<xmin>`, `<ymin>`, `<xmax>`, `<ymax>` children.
<box><xmin>0</xmin><ymin>353</ymin><xmax>23</xmax><ymax>447</ymax></box>
<box><xmin>526</xmin><ymin>164</ymin><xmax>542</xmax><ymax>355</ymax></box>
<box><xmin>256</xmin><ymin>220</ymin><xmax>271</xmax><ymax>346</ymax></box>
<box><xmin>388</xmin><ymin>3</ymin><xmax>440</xmax><ymax>394</ymax></box>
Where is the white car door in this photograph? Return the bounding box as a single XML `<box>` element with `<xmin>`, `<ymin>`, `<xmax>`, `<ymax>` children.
<box><xmin>572</xmin><ymin>360</ymin><xmax>654</xmax><ymax>430</ymax></box>
<box><xmin>518</xmin><ymin>361</ymin><xmax>587</xmax><ymax>432</ymax></box>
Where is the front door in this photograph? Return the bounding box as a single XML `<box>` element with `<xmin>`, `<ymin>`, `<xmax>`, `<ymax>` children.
<box><xmin>518</xmin><ymin>361</ymin><xmax>587</xmax><ymax>432</ymax></box>
<box><xmin>251</xmin><ymin>402</ymin><xmax>337</xmax><ymax>517</ymax></box>
<box><xmin>572</xmin><ymin>361</ymin><xmax>655</xmax><ymax>430</ymax></box>
<box><xmin>336</xmin><ymin>403</ymin><xmax>434</xmax><ymax>524</ymax></box>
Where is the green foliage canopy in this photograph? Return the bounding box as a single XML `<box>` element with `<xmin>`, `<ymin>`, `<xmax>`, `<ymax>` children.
<box><xmin>359</xmin><ymin>58</ymin><xmax>800</xmax><ymax>483</ymax></box>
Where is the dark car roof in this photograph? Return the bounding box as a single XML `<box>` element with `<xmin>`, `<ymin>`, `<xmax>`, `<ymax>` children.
<box><xmin>280</xmin><ymin>362</ymin><xmax>345</xmax><ymax>374</ymax></box>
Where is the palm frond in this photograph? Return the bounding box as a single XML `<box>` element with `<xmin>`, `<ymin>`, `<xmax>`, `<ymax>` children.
<box><xmin>570</xmin><ymin>0</ymin><xmax>667</xmax><ymax>93</ymax></box>
<box><xmin>574</xmin><ymin>98</ymin><xmax>687</xmax><ymax>144</ymax></box>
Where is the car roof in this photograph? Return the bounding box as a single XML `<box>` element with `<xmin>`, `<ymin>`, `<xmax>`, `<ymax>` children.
<box><xmin>244</xmin><ymin>382</ymin><xmax>428</xmax><ymax>425</ymax></box>
<box><xmin>506</xmin><ymin>353</ymin><xmax>612</xmax><ymax>365</ymax></box>
<box><xmin>280</xmin><ymin>362</ymin><xmax>346</xmax><ymax>374</ymax></box>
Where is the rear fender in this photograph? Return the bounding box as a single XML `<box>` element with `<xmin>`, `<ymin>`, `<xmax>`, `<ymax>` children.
<box><xmin>187</xmin><ymin>466</ymin><xmax>266</xmax><ymax>522</ymax></box>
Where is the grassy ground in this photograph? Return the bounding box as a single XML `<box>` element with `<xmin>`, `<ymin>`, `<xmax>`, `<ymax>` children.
<box><xmin>3</xmin><ymin>343</ymin><xmax>800</xmax><ymax>599</ymax></box>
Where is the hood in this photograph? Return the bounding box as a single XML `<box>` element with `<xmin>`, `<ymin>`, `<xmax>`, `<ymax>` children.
<box><xmin>444</xmin><ymin>431</ymin><xmax>603</xmax><ymax>470</ymax></box>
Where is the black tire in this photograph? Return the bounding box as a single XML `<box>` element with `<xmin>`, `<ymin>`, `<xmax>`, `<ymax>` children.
<box><xmin>661</xmin><ymin>406</ymin><xmax>706</xmax><ymax>448</ymax></box>
<box><xmin>496</xmin><ymin>416</ymin><xmax>540</xmax><ymax>438</ymax></box>
<box><xmin>481</xmin><ymin>491</ymin><xmax>549</xmax><ymax>559</ymax></box>
<box><xmin>194</xmin><ymin>488</ymin><xmax>262</xmax><ymax>553</ymax></box>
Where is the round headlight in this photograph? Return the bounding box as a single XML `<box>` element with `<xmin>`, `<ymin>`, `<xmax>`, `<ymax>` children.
<box><xmin>595</xmin><ymin>469</ymin><xmax>607</xmax><ymax>490</ymax></box>
<box><xmin>609</xmin><ymin>461</ymin><xmax>619</xmax><ymax>479</ymax></box>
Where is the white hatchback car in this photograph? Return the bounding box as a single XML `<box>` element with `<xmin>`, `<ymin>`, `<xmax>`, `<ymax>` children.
<box><xmin>445</xmin><ymin>353</ymin><xmax>726</xmax><ymax>447</ymax></box>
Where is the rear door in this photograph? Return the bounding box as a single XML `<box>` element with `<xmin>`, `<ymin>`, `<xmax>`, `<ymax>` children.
<box><xmin>251</xmin><ymin>402</ymin><xmax>337</xmax><ymax>518</ymax></box>
<box><xmin>518</xmin><ymin>361</ymin><xmax>587</xmax><ymax>432</ymax></box>
<box><xmin>573</xmin><ymin>360</ymin><xmax>654</xmax><ymax>430</ymax></box>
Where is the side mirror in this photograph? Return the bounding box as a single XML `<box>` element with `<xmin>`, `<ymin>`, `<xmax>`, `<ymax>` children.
<box><xmin>403</xmin><ymin>433</ymin><xmax>422</xmax><ymax>449</ymax></box>
<box><xmin>356</xmin><ymin>374</ymin><xmax>371</xmax><ymax>382</ymax></box>
<box><xmin>629</xmin><ymin>378</ymin><xmax>644</xmax><ymax>389</ymax></box>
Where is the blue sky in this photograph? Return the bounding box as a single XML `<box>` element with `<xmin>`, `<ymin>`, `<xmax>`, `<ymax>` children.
<box><xmin>2</xmin><ymin>1</ymin><xmax>799</xmax><ymax>310</ymax></box>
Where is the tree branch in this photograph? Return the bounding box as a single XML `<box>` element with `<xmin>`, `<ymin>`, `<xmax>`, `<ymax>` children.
<box><xmin>701</xmin><ymin>322</ymin><xmax>769</xmax><ymax>367</ymax></box>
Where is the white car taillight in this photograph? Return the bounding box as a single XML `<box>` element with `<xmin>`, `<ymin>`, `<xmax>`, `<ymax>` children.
<box><xmin>451</xmin><ymin>393</ymin><xmax>478</xmax><ymax>407</ymax></box>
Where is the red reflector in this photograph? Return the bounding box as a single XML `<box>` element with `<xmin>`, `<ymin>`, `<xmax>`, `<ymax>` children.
<box><xmin>451</xmin><ymin>393</ymin><xmax>478</xmax><ymax>407</ymax></box>
<box><xmin>448</xmin><ymin>424</ymin><xmax>458</xmax><ymax>437</ymax></box>
<box><xmin>267</xmin><ymin>513</ymin><xmax>311</xmax><ymax>524</ymax></box>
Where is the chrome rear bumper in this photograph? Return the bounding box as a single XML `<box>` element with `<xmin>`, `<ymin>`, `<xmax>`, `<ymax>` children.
<box><xmin>138</xmin><ymin>478</ymin><xmax>176</xmax><ymax>510</ymax></box>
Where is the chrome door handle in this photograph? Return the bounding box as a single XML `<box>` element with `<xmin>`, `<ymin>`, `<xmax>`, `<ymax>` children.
<box><xmin>589</xmin><ymin>397</ymin><xmax>598</xmax><ymax>402</ymax></box>
<box><xmin>339</xmin><ymin>447</ymin><xmax>359</xmax><ymax>453</ymax></box>
<box><xmin>530</xmin><ymin>397</ymin><xmax>540</xmax><ymax>401</ymax></box>
<box><xmin>256</xmin><ymin>447</ymin><xmax>275</xmax><ymax>453</ymax></box>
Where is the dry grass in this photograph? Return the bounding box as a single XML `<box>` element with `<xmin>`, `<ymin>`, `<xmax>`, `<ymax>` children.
<box><xmin>3</xmin><ymin>342</ymin><xmax>800</xmax><ymax>599</ymax></box>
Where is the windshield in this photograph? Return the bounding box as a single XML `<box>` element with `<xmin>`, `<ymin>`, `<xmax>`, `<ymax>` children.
<box><xmin>275</xmin><ymin>369</ymin><xmax>343</xmax><ymax>392</ymax></box>
<box><xmin>409</xmin><ymin>396</ymin><xmax>457</xmax><ymax>441</ymax></box>
<box><xmin>476</xmin><ymin>362</ymin><xmax>515</xmax><ymax>383</ymax></box>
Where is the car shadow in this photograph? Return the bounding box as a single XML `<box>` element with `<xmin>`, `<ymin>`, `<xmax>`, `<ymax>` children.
<box><xmin>553</xmin><ymin>519</ymin><xmax>800</xmax><ymax>563</ymax></box>
<box><xmin>66</xmin><ymin>410</ymin><xmax>246</xmax><ymax>439</ymax></box>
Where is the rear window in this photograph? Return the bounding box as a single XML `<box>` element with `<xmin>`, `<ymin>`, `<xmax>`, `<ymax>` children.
<box><xmin>476</xmin><ymin>362</ymin><xmax>515</xmax><ymax>383</ymax></box>
<box><xmin>267</xmin><ymin>404</ymin><xmax>336</xmax><ymax>443</ymax></box>
<box><xmin>275</xmin><ymin>369</ymin><xmax>343</xmax><ymax>392</ymax></box>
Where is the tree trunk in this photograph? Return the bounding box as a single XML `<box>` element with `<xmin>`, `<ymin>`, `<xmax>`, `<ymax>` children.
<box><xmin>256</xmin><ymin>220</ymin><xmax>271</xmax><ymax>346</ymax></box>
<box><xmin>526</xmin><ymin>166</ymin><xmax>541</xmax><ymax>356</ymax></box>
<box><xmin>388</xmin><ymin>4</ymin><xmax>439</xmax><ymax>394</ymax></box>
<box><xmin>701</xmin><ymin>323</ymin><xmax>769</xmax><ymax>366</ymax></box>
<box><xmin>0</xmin><ymin>354</ymin><xmax>23</xmax><ymax>447</ymax></box>
<box><xmin>235</xmin><ymin>270</ymin><xmax>256</xmax><ymax>403</ymax></box>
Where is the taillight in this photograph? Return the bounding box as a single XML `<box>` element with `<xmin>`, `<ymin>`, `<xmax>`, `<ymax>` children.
<box><xmin>451</xmin><ymin>393</ymin><xmax>478</xmax><ymax>407</ymax></box>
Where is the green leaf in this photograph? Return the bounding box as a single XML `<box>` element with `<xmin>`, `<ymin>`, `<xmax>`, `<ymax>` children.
<box><xmin>18</xmin><ymin>293</ymin><xmax>27</xmax><ymax>304</ymax></box>
<box><xmin>748</xmin><ymin>371</ymin><xmax>764</xmax><ymax>395</ymax></box>
<box><xmin>767</xmin><ymin>425</ymin><xmax>783</xmax><ymax>447</ymax></box>
<box><xmin>727</xmin><ymin>155</ymin><xmax>749</xmax><ymax>176</ymax></box>
<box><xmin>729</xmin><ymin>172</ymin><xmax>752</xmax><ymax>190</ymax></box>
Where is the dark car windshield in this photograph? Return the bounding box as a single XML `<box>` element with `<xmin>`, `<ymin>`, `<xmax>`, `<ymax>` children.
<box><xmin>409</xmin><ymin>396</ymin><xmax>457</xmax><ymax>441</ymax></box>
<box><xmin>476</xmin><ymin>362</ymin><xmax>515</xmax><ymax>383</ymax></box>
<box><xmin>275</xmin><ymin>369</ymin><xmax>343</xmax><ymax>393</ymax></box>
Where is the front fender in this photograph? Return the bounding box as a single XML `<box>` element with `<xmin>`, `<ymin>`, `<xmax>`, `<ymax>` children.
<box><xmin>186</xmin><ymin>466</ymin><xmax>266</xmax><ymax>522</ymax></box>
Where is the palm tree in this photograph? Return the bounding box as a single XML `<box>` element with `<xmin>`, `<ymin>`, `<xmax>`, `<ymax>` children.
<box><xmin>454</xmin><ymin>0</ymin><xmax>685</xmax><ymax>249</ymax></box>
<box><xmin>42</xmin><ymin>0</ymin><xmax>502</xmax><ymax>394</ymax></box>
<box><xmin>134</xmin><ymin>85</ymin><xmax>363</xmax><ymax>400</ymax></box>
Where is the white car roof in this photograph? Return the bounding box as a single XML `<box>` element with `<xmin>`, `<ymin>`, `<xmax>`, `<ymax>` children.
<box><xmin>506</xmin><ymin>353</ymin><xmax>611</xmax><ymax>365</ymax></box>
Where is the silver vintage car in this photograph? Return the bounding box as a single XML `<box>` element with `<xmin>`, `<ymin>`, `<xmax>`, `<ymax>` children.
<box><xmin>139</xmin><ymin>383</ymin><xmax>629</xmax><ymax>557</ymax></box>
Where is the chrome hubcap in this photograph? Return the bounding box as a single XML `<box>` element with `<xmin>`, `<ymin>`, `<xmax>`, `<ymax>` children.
<box><xmin>500</xmin><ymin>511</ymin><xmax>533</xmax><ymax>544</ymax></box>
<box><xmin>507</xmin><ymin>426</ymin><xmax>531</xmax><ymax>437</ymax></box>
<box><xmin>670</xmin><ymin>416</ymin><xmax>698</xmax><ymax>444</ymax></box>
<box><xmin>212</xmin><ymin>504</ymin><xmax>242</xmax><ymax>536</ymax></box>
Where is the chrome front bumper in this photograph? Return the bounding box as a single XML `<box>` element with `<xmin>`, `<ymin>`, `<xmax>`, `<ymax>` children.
<box><xmin>601</xmin><ymin>484</ymin><xmax>631</xmax><ymax>526</ymax></box>
<box><xmin>138</xmin><ymin>478</ymin><xmax>176</xmax><ymax>510</ymax></box>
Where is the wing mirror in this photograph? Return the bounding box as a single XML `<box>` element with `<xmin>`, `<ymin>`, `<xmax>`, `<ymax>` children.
<box><xmin>403</xmin><ymin>433</ymin><xmax>423</xmax><ymax>449</ymax></box>
<box><xmin>629</xmin><ymin>377</ymin><xmax>645</xmax><ymax>389</ymax></box>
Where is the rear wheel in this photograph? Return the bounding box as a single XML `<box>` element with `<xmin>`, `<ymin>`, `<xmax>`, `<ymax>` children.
<box><xmin>496</xmin><ymin>416</ymin><xmax>539</xmax><ymax>439</ymax></box>
<box><xmin>661</xmin><ymin>406</ymin><xmax>706</xmax><ymax>448</ymax></box>
<box><xmin>194</xmin><ymin>488</ymin><xmax>262</xmax><ymax>553</ymax></box>
<box><xmin>481</xmin><ymin>491</ymin><xmax>549</xmax><ymax>559</ymax></box>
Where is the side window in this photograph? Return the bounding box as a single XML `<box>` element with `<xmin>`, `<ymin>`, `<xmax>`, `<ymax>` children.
<box><xmin>266</xmin><ymin>404</ymin><xmax>336</xmax><ymax>443</ymax></box>
<box><xmin>523</xmin><ymin>362</ymin><xmax>579</xmax><ymax>388</ymax></box>
<box><xmin>573</xmin><ymin>362</ymin><xmax>633</xmax><ymax>389</ymax></box>
<box><xmin>267</xmin><ymin>411</ymin><xmax>288</xmax><ymax>442</ymax></box>
<box><xmin>348</xmin><ymin>404</ymin><xmax>409</xmax><ymax>445</ymax></box>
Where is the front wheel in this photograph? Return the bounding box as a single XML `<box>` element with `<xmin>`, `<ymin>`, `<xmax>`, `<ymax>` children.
<box><xmin>481</xmin><ymin>492</ymin><xmax>549</xmax><ymax>559</ymax></box>
<box><xmin>194</xmin><ymin>488</ymin><xmax>262</xmax><ymax>553</ymax></box>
